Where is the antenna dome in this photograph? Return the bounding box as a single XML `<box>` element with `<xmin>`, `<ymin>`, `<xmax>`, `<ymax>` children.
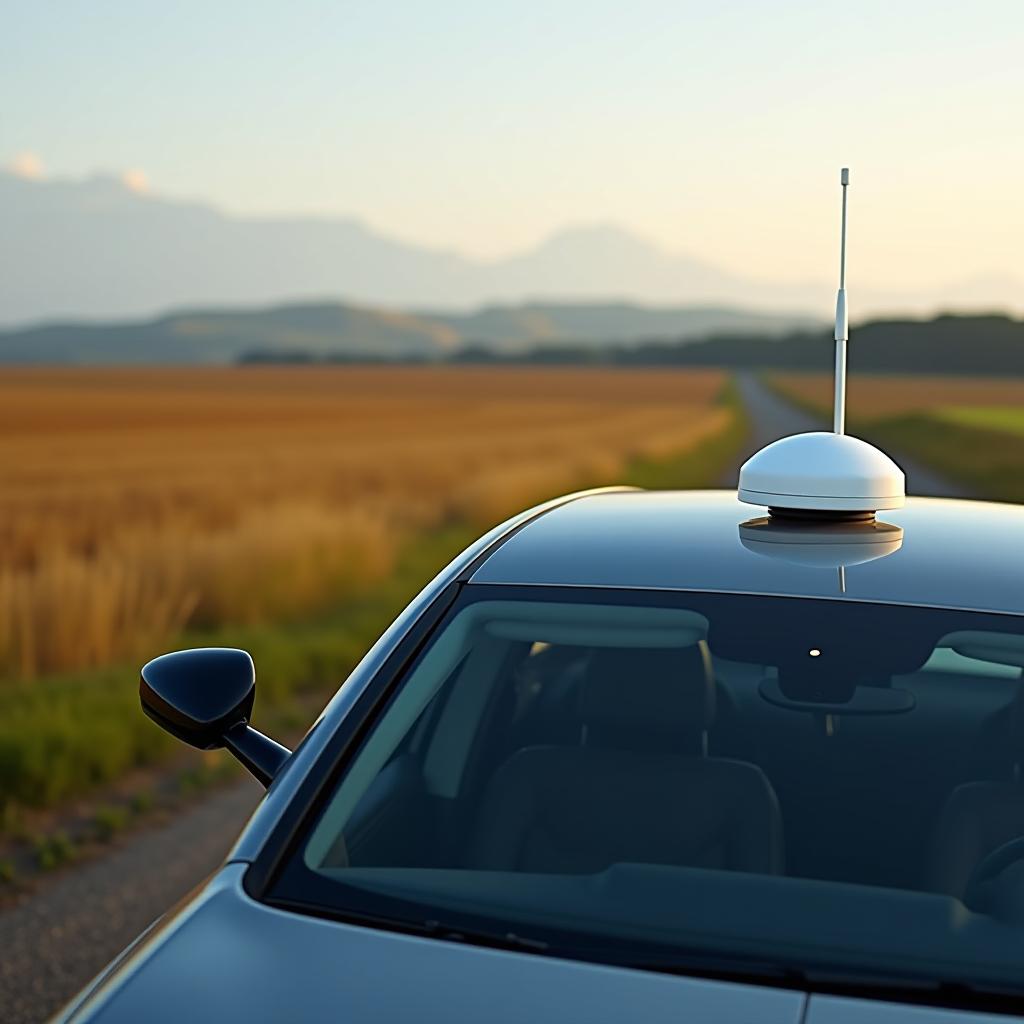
<box><xmin>738</xmin><ymin>432</ymin><xmax>905</xmax><ymax>514</ymax></box>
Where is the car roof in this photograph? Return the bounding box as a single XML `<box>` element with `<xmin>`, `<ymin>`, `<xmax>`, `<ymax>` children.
<box><xmin>470</xmin><ymin>490</ymin><xmax>1024</xmax><ymax>616</ymax></box>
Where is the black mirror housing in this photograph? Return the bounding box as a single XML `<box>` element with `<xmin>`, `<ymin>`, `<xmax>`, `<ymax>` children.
<box><xmin>141</xmin><ymin>648</ymin><xmax>256</xmax><ymax>748</ymax></box>
<box><xmin>140</xmin><ymin>648</ymin><xmax>291</xmax><ymax>787</ymax></box>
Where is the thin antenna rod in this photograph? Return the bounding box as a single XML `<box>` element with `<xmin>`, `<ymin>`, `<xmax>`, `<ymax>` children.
<box><xmin>839</xmin><ymin>173</ymin><xmax>848</xmax><ymax>290</ymax></box>
<box><xmin>833</xmin><ymin>168</ymin><xmax>850</xmax><ymax>434</ymax></box>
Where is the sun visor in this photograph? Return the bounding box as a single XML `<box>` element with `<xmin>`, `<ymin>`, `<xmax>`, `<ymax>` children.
<box><xmin>483</xmin><ymin>605</ymin><xmax>708</xmax><ymax>649</ymax></box>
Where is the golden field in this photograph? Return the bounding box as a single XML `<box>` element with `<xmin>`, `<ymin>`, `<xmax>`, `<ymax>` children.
<box><xmin>0</xmin><ymin>366</ymin><xmax>729</xmax><ymax>681</ymax></box>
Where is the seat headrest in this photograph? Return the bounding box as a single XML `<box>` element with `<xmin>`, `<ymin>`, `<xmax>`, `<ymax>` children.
<box><xmin>1010</xmin><ymin>683</ymin><xmax>1024</xmax><ymax>751</ymax></box>
<box><xmin>945</xmin><ymin>631</ymin><xmax>1024</xmax><ymax>670</ymax></box>
<box><xmin>579</xmin><ymin>644</ymin><xmax>715</xmax><ymax>747</ymax></box>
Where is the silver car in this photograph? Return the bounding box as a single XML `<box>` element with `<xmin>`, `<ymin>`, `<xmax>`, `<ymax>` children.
<box><xmin>57</xmin><ymin>483</ymin><xmax>1024</xmax><ymax>1023</ymax></box>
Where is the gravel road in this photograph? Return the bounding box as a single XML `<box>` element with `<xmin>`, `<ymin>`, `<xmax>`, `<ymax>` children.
<box><xmin>0</xmin><ymin>373</ymin><xmax>963</xmax><ymax>1023</ymax></box>
<box><xmin>0</xmin><ymin>779</ymin><xmax>261</xmax><ymax>1023</ymax></box>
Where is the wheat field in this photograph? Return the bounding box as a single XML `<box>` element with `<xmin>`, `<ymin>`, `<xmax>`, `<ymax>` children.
<box><xmin>0</xmin><ymin>366</ymin><xmax>729</xmax><ymax>681</ymax></box>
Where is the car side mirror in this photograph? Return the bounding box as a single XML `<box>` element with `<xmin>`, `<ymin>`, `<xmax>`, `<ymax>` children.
<box><xmin>140</xmin><ymin>648</ymin><xmax>291</xmax><ymax>787</ymax></box>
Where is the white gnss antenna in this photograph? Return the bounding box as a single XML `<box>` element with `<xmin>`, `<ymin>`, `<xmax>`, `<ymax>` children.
<box><xmin>737</xmin><ymin>168</ymin><xmax>906</xmax><ymax>517</ymax></box>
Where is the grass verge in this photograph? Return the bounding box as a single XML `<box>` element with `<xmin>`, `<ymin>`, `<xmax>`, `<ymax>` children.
<box><xmin>871</xmin><ymin>415</ymin><xmax>1024</xmax><ymax>505</ymax></box>
<box><xmin>937</xmin><ymin>406</ymin><xmax>1024</xmax><ymax>437</ymax></box>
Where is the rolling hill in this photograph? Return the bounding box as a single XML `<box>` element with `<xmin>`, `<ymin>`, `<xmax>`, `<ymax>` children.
<box><xmin>0</xmin><ymin>299</ymin><xmax>818</xmax><ymax>364</ymax></box>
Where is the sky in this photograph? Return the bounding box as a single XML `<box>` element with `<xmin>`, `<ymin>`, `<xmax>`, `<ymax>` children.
<box><xmin>4</xmin><ymin>0</ymin><xmax>1023</xmax><ymax>293</ymax></box>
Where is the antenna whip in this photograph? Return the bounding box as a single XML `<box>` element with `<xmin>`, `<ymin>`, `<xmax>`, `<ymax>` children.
<box><xmin>833</xmin><ymin>168</ymin><xmax>850</xmax><ymax>434</ymax></box>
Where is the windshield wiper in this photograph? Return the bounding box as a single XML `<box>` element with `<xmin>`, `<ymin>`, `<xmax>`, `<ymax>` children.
<box><xmin>420</xmin><ymin>921</ymin><xmax>800</xmax><ymax>986</ymax></box>
<box><xmin>420</xmin><ymin>917</ymin><xmax>550</xmax><ymax>952</ymax></box>
<box><xmin>274</xmin><ymin>895</ymin><xmax>1024</xmax><ymax>1011</ymax></box>
<box><xmin>271</xmin><ymin>896</ymin><xmax>553</xmax><ymax>954</ymax></box>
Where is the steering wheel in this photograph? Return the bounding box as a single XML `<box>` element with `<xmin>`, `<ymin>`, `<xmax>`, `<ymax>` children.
<box><xmin>964</xmin><ymin>837</ymin><xmax>1024</xmax><ymax>916</ymax></box>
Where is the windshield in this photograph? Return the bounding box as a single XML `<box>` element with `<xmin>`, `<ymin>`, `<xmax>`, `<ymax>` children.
<box><xmin>275</xmin><ymin>585</ymin><xmax>1024</xmax><ymax>999</ymax></box>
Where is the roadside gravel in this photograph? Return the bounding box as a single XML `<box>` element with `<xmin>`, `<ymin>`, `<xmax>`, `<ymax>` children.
<box><xmin>0</xmin><ymin>778</ymin><xmax>261</xmax><ymax>1024</ymax></box>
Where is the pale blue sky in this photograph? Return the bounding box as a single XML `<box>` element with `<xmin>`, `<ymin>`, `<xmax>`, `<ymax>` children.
<box><xmin>4</xmin><ymin>0</ymin><xmax>1023</xmax><ymax>289</ymax></box>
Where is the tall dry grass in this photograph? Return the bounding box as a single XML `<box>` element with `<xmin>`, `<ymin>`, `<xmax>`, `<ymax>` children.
<box><xmin>0</xmin><ymin>366</ymin><xmax>728</xmax><ymax>679</ymax></box>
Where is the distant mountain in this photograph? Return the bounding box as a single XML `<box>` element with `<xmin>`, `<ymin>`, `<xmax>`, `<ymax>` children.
<box><xmin>2</xmin><ymin>171</ymin><xmax>761</xmax><ymax>326</ymax></box>
<box><xmin>5</xmin><ymin>171</ymin><xmax>1020</xmax><ymax>328</ymax></box>
<box><xmin>0</xmin><ymin>172</ymin><xmax>830</xmax><ymax>327</ymax></box>
<box><xmin>0</xmin><ymin>172</ymin><xmax>476</xmax><ymax>326</ymax></box>
<box><xmin>473</xmin><ymin>225</ymin><xmax>749</xmax><ymax>309</ymax></box>
<box><xmin>0</xmin><ymin>299</ymin><xmax>818</xmax><ymax>365</ymax></box>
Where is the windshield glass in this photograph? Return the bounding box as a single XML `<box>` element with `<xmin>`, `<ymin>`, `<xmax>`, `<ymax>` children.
<box><xmin>278</xmin><ymin>585</ymin><xmax>1024</xmax><ymax>997</ymax></box>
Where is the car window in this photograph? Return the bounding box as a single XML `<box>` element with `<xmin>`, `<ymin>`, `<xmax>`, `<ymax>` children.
<box><xmin>273</xmin><ymin>585</ymin><xmax>1024</xmax><ymax>1001</ymax></box>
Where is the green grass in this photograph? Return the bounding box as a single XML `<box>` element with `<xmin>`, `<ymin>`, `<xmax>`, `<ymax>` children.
<box><xmin>935</xmin><ymin>406</ymin><xmax>1024</xmax><ymax>437</ymax></box>
<box><xmin>92</xmin><ymin>804</ymin><xmax>129</xmax><ymax>842</ymax></box>
<box><xmin>33</xmin><ymin>831</ymin><xmax>76</xmax><ymax>870</ymax></box>
<box><xmin>0</xmin><ymin>394</ymin><xmax>746</xmax><ymax>815</ymax></box>
<box><xmin>872</xmin><ymin>414</ymin><xmax>1024</xmax><ymax>505</ymax></box>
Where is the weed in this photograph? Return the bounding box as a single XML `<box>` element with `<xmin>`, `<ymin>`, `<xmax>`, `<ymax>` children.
<box><xmin>93</xmin><ymin>804</ymin><xmax>129</xmax><ymax>842</ymax></box>
<box><xmin>129</xmin><ymin>791</ymin><xmax>154</xmax><ymax>816</ymax></box>
<box><xmin>34</xmin><ymin>831</ymin><xmax>76</xmax><ymax>870</ymax></box>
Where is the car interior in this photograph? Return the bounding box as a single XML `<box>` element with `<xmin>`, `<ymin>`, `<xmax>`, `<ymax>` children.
<box><xmin>303</xmin><ymin>593</ymin><xmax>1024</xmax><ymax>928</ymax></box>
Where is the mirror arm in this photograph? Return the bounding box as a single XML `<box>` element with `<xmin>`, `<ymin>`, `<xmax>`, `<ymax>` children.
<box><xmin>223</xmin><ymin>721</ymin><xmax>292</xmax><ymax>787</ymax></box>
